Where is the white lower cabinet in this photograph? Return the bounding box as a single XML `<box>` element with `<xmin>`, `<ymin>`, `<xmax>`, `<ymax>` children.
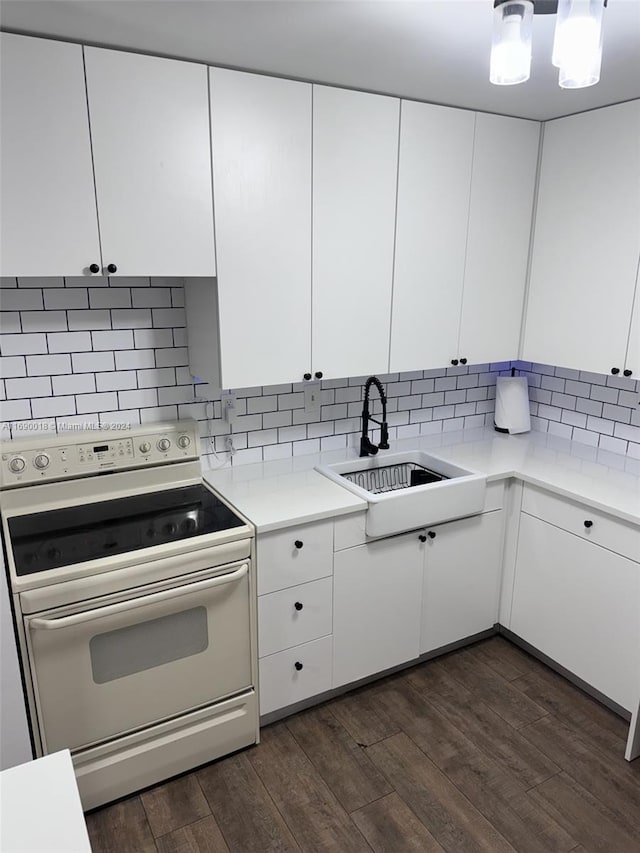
<box><xmin>259</xmin><ymin>636</ymin><xmax>332</xmax><ymax>716</ymax></box>
<box><xmin>511</xmin><ymin>512</ymin><xmax>640</xmax><ymax>712</ymax></box>
<box><xmin>258</xmin><ymin>577</ymin><xmax>332</xmax><ymax>658</ymax></box>
<box><xmin>333</xmin><ymin>534</ymin><xmax>423</xmax><ymax>688</ymax></box>
<box><xmin>420</xmin><ymin>511</ymin><xmax>504</xmax><ymax>654</ymax></box>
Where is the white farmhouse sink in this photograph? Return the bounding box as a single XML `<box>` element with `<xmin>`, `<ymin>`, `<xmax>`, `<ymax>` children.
<box><xmin>316</xmin><ymin>450</ymin><xmax>486</xmax><ymax>537</ymax></box>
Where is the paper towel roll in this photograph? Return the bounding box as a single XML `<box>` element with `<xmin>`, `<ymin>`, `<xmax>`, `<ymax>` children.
<box><xmin>495</xmin><ymin>376</ymin><xmax>531</xmax><ymax>434</ymax></box>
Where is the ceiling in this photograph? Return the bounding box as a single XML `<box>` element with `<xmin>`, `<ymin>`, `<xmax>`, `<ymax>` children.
<box><xmin>1</xmin><ymin>0</ymin><xmax>639</xmax><ymax>120</ymax></box>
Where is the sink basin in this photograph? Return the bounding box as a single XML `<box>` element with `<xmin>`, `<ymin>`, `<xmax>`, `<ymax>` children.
<box><xmin>316</xmin><ymin>450</ymin><xmax>486</xmax><ymax>537</ymax></box>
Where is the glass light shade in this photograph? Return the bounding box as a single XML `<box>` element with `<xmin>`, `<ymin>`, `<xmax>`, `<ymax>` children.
<box><xmin>490</xmin><ymin>1</ymin><xmax>534</xmax><ymax>86</ymax></box>
<box><xmin>553</xmin><ymin>0</ymin><xmax>605</xmax><ymax>88</ymax></box>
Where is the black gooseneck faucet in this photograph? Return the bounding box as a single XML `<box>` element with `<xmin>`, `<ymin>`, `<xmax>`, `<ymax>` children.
<box><xmin>360</xmin><ymin>376</ymin><xmax>390</xmax><ymax>457</ymax></box>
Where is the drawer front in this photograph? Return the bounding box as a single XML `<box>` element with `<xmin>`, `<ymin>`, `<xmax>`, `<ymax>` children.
<box><xmin>257</xmin><ymin>520</ymin><xmax>333</xmax><ymax>595</ymax></box>
<box><xmin>522</xmin><ymin>485</ymin><xmax>640</xmax><ymax>563</ymax></box>
<box><xmin>259</xmin><ymin>635</ymin><xmax>332</xmax><ymax>716</ymax></box>
<box><xmin>258</xmin><ymin>576</ymin><xmax>333</xmax><ymax>657</ymax></box>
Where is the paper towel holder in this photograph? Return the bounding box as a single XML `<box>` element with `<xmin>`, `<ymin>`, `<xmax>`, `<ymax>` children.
<box><xmin>495</xmin><ymin>366</ymin><xmax>518</xmax><ymax>434</ymax></box>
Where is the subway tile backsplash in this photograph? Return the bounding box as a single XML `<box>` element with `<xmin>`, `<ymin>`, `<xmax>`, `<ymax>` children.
<box><xmin>1</xmin><ymin>277</ymin><xmax>639</xmax><ymax>463</ymax></box>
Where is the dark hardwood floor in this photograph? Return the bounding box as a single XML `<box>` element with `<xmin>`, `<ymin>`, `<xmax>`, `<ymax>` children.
<box><xmin>85</xmin><ymin>637</ymin><xmax>640</xmax><ymax>853</ymax></box>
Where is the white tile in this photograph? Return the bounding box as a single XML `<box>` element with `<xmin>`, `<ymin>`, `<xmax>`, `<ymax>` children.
<box><xmin>151</xmin><ymin>308</ymin><xmax>186</xmax><ymax>328</ymax></box>
<box><xmin>48</xmin><ymin>331</ymin><xmax>92</xmax><ymax>353</ymax></box>
<box><xmin>551</xmin><ymin>392</ymin><xmax>577</xmax><ymax>410</ymax></box>
<box><xmin>21</xmin><ymin>311</ymin><xmax>68</xmax><ymax>333</ymax></box>
<box><xmin>455</xmin><ymin>402</ymin><xmax>476</xmax><ymax>417</ymax></box>
<box><xmin>233</xmin><ymin>413</ymin><xmax>262</xmax><ymax>432</ymax></box>
<box><xmin>457</xmin><ymin>374</ymin><xmax>479</xmax><ymax>389</ymax></box>
<box><xmin>52</xmin><ymin>374</ymin><xmax>96</xmax><ymax>395</ymax></box>
<box><xmin>140</xmin><ymin>405</ymin><xmax>178</xmax><ymax>423</ymax></box>
<box><xmin>91</xmin><ymin>330</ymin><xmax>134</xmax><ymax>351</ymax></box>
<box><xmin>476</xmin><ymin>399</ymin><xmax>495</xmax><ymax>414</ymax></box>
<box><xmin>176</xmin><ymin>367</ymin><xmax>194</xmax><ymax>384</ymax></box>
<box><xmin>602</xmin><ymin>403</ymin><xmax>632</xmax><ymax>423</ymax></box>
<box><xmin>397</xmin><ymin>424</ymin><xmax>421</xmax><ymax>439</ymax></box>
<box><xmin>411</xmin><ymin>378</ymin><xmax>435</xmax><ymax>395</ymax></box>
<box><xmin>171</xmin><ymin>287</ymin><xmax>185</xmax><ymax>308</ymax></box>
<box><xmin>320</xmin><ymin>434</ymin><xmax>346</xmax><ymax>451</ymax></box>
<box><xmin>112</xmin><ymin>309</ymin><xmax>152</xmax><ymax>329</ymax></box>
<box><xmin>1</xmin><ymin>333</ymin><xmax>47</xmax><ymax>355</ymax></box>
<box><xmin>115</xmin><ymin>349</ymin><xmax>155</xmax><ymax>370</ymax></box>
<box><xmin>293</xmin><ymin>407</ymin><xmax>321</xmax><ymax>425</ymax></box>
<box><xmin>0</xmin><ymin>277</ymin><xmax>17</xmax><ymax>288</ymax></box>
<box><xmin>57</xmin><ymin>413</ymin><xmax>100</xmax><ymax>430</ymax></box>
<box><xmin>334</xmin><ymin>386</ymin><xmax>362</xmax><ymax>404</ymax></box>
<box><xmin>247</xmin><ymin>395</ymin><xmax>278</xmax><ymax>414</ymax></box>
<box><xmin>67</xmin><ymin>310</ymin><xmax>110</xmax><ymax>331</ymax></box>
<box><xmin>618</xmin><ymin>389</ymin><xmax>640</xmax><ymax>408</ymax></box>
<box><xmin>590</xmin><ymin>384</ymin><xmax>618</xmax><ymax>404</ymax></box>
<box><xmin>541</xmin><ymin>375</ymin><xmax>565</xmax><ymax>393</ymax></box>
<box><xmin>0</xmin><ymin>313</ymin><xmax>20</xmax><ymax>333</ymax></box>
<box><xmin>598</xmin><ymin>434</ymin><xmax>628</xmax><ymax>455</ymax></box>
<box><xmin>232</xmin><ymin>447</ymin><xmax>263</xmax><ymax>466</ymax></box>
<box><xmin>263</xmin><ymin>410</ymin><xmax>292</xmax><ymax>429</ymax></box>
<box><xmin>613</xmin><ymin>422</ymin><xmax>640</xmax><ymax>443</ymax></box>
<box><xmin>444</xmin><ymin>390</ymin><xmax>466</xmax><ymax>405</ymax></box>
<box><xmin>420</xmin><ymin>420</ymin><xmax>443</xmax><ymax>435</ymax></box>
<box><xmin>278</xmin><ymin>425</ymin><xmax>307</xmax><ymax>442</ymax></box>
<box><xmin>292</xmin><ymin>438</ymin><xmax>319</xmax><ymax>456</ymax></box>
<box><xmin>65</xmin><ymin>275</ymin><xmax>107</xmax><ymax>287</ymax></box>
<box><xmin>572</xmin><ymin>427</ymin><xmax>599</xmax><ymax>447</ymax></box>
<box><xmin>71</xmin><ymin>351</ymin><xmax>115</xmax><ymax>373</ymax></box>
<box><xmin>75</xmin><ymin>392</ymin><xmax>118</xmax><ymax>414</ymax></box>
<box><xmin>134</xmin><ymin>328</ymin><xmax>173</xmax><ymax>349</ymax></box>
<box><xmin>132</xmin><ymin>288</ymin><xmax>171</xmax><ymax>308</ymax></box>
<box><xmin>118</xmin><ymin>388</ymin><xmax>158</xmax><ymax>409</ymax></box>
<box><xmin>564</xmin><ymin>379</ymin><xmax>590</xmax><ymax>397</ymax></box>
<box><xmin>173</xmin><ymin>328</ymin><xmax>188</xmax><ymax>347</ymax></box>
<box><xmin>158</xmin><ymin>385</ymin><xmax>195</xmax><ymax>405</ymax></box>
<box><xmin>10</xmin><ymin>418</ymin><xmax>55</xmax><ymax>436</ymax></box>
<box><xmin>96</xmin><ymin>371</ymin><xmax>137</xmax><ymax>392</ymax></box>
<box><xmin>585</xmin><ymin>415</ymin><xmax>614</xmax><ymax>435</ymax></box>
<box><xmin>17</xmin><ymin>277</ymin><xmax>63</xmax><ymax>288</ymax></box>
<box><xmin>606</xmin><ymin>374</ymin><xmax>637</xmax><ymax>391</ymax></box>
<box><xmin>99</xmin><ymin>410</ymin><xmax>141</xmax><ymax>428</ymax></box>
<box><xmin>234</xmin><ymin>386</ymin><xmax>263</xmax><ymax>398</ymax></box>
<box><xmin>5</xmin><ymin>376</ymin><xmax>52</xmax><ymax>398</ymax></box>
<box><xmin>537</xmin><ymin>404</ymin><xmax>562</xmax><ymax>422</ymax></box>
<box><xmin>1</xmin><ymin>290</ymin><xmax>43</xmax><ymax>309</ymax></box>
<box><xmin>108</xmin><ymin>276</ymin><xmax>149</xmax><ymax>288</ymax></box>
<box><xmin>530</xmin><ymin>388</ymin><xmax>552</xmax><ymax>404</ymax></box>
<box><xmin>432</xmin><ymin>405</ymin><xmax>455</xmax><ymax>421</ymax></box>
<box><xmin>0</xmin><ymin>356</ymin><xmax>26</xmax><ymax>378</ymax></box>
<box><xmin>32</xmin><ymin>396</ymin><xmax>75</xmax><ymax>418</ymax></box>
<box><xmin>466</xmin><ymin>386</ymin><xmax>488</xmax><ymax>402</ymax></box>
<box><xmin>547</xmin><ymin>421</ymin><xmax>573</xmax><ymax>439</ymax></box>
<box><xmin>0</xmin><ymin>399</ymin><xmax>31</xmax><ymax>421</ymax></box>
<box><xmin>561</xmin><ymin>410</ymin><xmax>587</xmax><ymax>428</ymax></box>
<box><xmin>89</xmin><ymin>288</ymin><xmax>131</xmax><ymax>309</ymax></box>
<box><xmin>397</xmin><ymin>394</ymin><xmax>422</xmax><ymax>411</ymax></box>
<box><xmin>263</xmin><ymin>442</ymin><xmax>293</xmax><ymax>460</ymax></box>
<box><xmin>320</xmin><ymin>403</ymin><xmax>347</xmax><ymax>422</ymax></box>
<box><xmin>434</xmin><ymin>377</ymin><xmax>456</xmax><ymax>392</ymax></box>
<box><xmin>155</xmin><ymin>347</ymin><xmax>189</xmax><ymax>368</ymax></box>
<box><xmin>443</xmin><ymin>417</ymin><xmax>465</xmax><ymax>433</ymax></box>
<box><xmin>150</xmin><ymin>277</ymin><xmax>178</xmax><ymax>287</ymax></box>
<box><xmin>307</xmin><ymin>421</ymin><xmax>334</xmax><ymax>439</ymax></box>
<box><xmin>248</xmin><ymin>428</ymin><xmax>278</xmax><ymax>447</ymax></box>
<box><xmin>278</xmin><ymin>392</ymin><xmax>304</xmax><ymax>411</ymax></box>
<box><xmin>44</xmin><ymin>289</ymin><xmax>88</xmax><ymax>309</ymax></box>
<box><xmin>137</xmin><ymin>367</ymin><xmax>176</xmax><ymax>388</ymax></box>
<box><xmin>575</xmin><ymin>397</ymin><xmax>603</xmax><ymax>417</ymax></box>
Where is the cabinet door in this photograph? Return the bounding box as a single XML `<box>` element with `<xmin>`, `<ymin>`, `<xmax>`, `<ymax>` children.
<box><xmin>624</xmin><ymin>268</ymin><xmax>640</xmax><ymax>376</ymax></box>
<box><xmin>390</xmin><ymin>102</ymin><xmax>474</xmax><ymax>372</ymax></box>
<box><xmin>421</xmin><ymin>511</ymin><xmax>503</xmax><ymax>654</ymax></box>
<box><xmin>0</xmin><ymin>34</ymin><xmax>101</xmax><ymax>277</ymax></box>
<box><xmin>458</xmin><ymin>115</ymin><xmax>539</xmax><ymax>364</ymax></box>
<box><xmin>210</xmin><ymin>70</ymin><xmax>312</xmax><ymax>388</ymax></box>
<box><xmin>333</xmin><ymin>533</ymin><xmax>422</xmax><ymax>688</ymax></box>
<box><xmin>524</xmin><ymin>101</ymin><xmax>640</xmax><ymax>374</ymax></box>
<box><xmin>312</xmin><ymin>86</ymin><xmax>399</xmax><ymax>379</ymax></box>
<box><xmin>84</xmin><ymin>48</ymin><xmax>215</xmax><ymax>277</ymax></box>
<box><xmin>511</xmin><ymin>513</ymin><xmax>640</xmax><ymax>712</ymax></box>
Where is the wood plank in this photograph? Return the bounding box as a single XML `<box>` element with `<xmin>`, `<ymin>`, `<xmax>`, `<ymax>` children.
<box><xmin>196</xmin><ymin>752</ymin><xmax>299</xmax><ymax>853</ymax></box>
<box><xmin>248</xmin><ymin>722</ymin><xmax>371</xmax><ymax>852</ymax></box>
<box><xmin>141</xmin><ymin>775</ymin><xmax>211</xmax><ymax>838</ymax></box>
<box><xmin>351</xmin><ymin>791</ymin><xmax>445</xmax><ymax>852</ymax></box>
<box><xmin>367</xmin><ymin>732</ymin><xmax>515</xmax><ymax>853</ymax></box>
<box><xmin>85</xmin><ymin>796</ymin><xmax>157</xmax><ymax>853</ymax></box>
<box><xmin>375</xmin><ymin>685</ymin><xmax>575</xmax><ymax>853</ymax></box>
<box><xmin>467</xmin><ymin>637</ymin><xmax>540</xmax><ymax>682</ymax></box>
<box><xmin>156</xmin><ymin>816</ymin><xmax>229</xmax><ymax>853</ymax></box>
<box><xmin>528</xmin><ymin>772</ymin><xmax>640</xmax><ymax>853</ymax></box>
<box><xmin>408</xmin><ymin>658</ymin><xmax>560</xmax><ymax>788</ymax></box>
<box><xmin>437</xmin><ymin>648</ymin><xmax>549</xmax><ymax>729</ymax></box>
<box><xmin>286</xmin><ymin>705</ymin><xmax>393</xmax><ymax>812</ymax></box>
<box><xmin>330</xmin><ymin>686</ymin><xmax>400</xmax><ymax>746</ymax></box>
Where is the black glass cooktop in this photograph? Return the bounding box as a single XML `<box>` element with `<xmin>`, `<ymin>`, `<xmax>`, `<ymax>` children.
<box><xmin>8</xmin><ymin>484</ymin><xmax>246</xmax><ymax>576</ymax></box>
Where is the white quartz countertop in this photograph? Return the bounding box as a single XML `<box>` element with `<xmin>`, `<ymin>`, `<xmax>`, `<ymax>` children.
<box><xmin>203</xmin><ymin>428</ymin><xmax>640</xmax><ymax>532</ymax></box>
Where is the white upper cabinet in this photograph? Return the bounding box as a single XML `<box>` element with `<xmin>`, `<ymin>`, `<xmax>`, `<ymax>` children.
<box><xmin>312</xmin><ymin>86</ymin><xmax>400</xmax><ymax>380</ymax></box>
<box><xmin>390</xmin><ymin>102</ymin><xmax>475</xmax><ymax>373</ymax></box>
<box><xmin>458</xmin><ymin>114</ymin><xmax>539</xmax><ymax>365</ymax></box>
<box><xmin>210</xmin><ymin>69</ymin><xmax>312</xmax><ymax>389</ymax></box>
<box><xmin>84</xmin><ymin>48</ymin><xmax>215</xmax><ymax>278</ymax></box>
<box><xmin>524</xmin><ymin>100</ymin><xmax>640</xmax><ymax>375</ymax></box>
<box><xmin>0</xmin><ymin>34</ymin><xmax>101</xmax><ymax>277</ymax></box>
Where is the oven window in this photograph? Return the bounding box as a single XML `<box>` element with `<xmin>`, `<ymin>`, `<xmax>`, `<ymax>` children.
<box><xmin>89</xmin><ymin>606</ymin><xmax>208</xmax><ymax>683</ymax></box>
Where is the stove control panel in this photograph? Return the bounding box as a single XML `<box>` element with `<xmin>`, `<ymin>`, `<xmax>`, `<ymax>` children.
<box><xmin>0</xmin><ymin>421</ymin><xmax>199</xmax><ymax>488</ymax></box>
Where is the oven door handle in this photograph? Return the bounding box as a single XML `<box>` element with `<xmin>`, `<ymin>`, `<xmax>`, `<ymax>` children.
<box><xmin>28</xmin><ymin>563</ymin><xmax>249</xmax><ymax>631</ymax></box>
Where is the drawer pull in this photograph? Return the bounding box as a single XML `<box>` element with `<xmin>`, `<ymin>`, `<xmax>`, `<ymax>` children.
<box><xmin>428</xmin><ymin>530</ymin><xmax>436</xmax><ymax>539</ymax></box>
<box><xmin>418</xmin><ymin>534</ymin><xmax>427</xmax><ymax>543</ymax></box>
<box><xmin>294</xmin><ymin>540</ymin><xmax>304</xmax><ymax>550</ymax></box>
<box><xmin>294</xmin><ymin>661</ymin><xmax>303</xmax><ymax>671</ymax></box>
<box><xmin>294</xmin><ymin>601</ymin><xmax>304</xmax><ymax>611</ymax></box>
<box><xmin>583</xmin><ymin>520</ymin><xmax>593</xmax><ymax>529</ymax></box>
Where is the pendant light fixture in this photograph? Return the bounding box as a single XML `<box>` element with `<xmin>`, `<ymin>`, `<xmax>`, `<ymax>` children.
<box><xmin>490</xmin><ymin>0</ymin><xmax>607</xmax><ymax>88</ymax></box>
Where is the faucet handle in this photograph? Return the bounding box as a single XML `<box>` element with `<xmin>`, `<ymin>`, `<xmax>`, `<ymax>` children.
<box><xmin>378</xmin><ymin>423</ymin><xmax>390</xmax><ymax>450</ymax></box>
<box><xmin>360</xmin><ymin>436</ymin><xmax>379</xmax><ymax>457</ymax></box>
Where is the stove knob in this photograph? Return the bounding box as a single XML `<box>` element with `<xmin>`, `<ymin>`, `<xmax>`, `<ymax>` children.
<box><xmin>177</xmin><ymin>435</ymin><xmax>191</xmax><ymax>449</ymax></box>
<box><xmin>8</xmin><ymin>456</ymin><xmax>26</xmax><ymax>474</ymax></box>
<box><xmin>157</xmin><ymin>438</ymin><xmax>171</xmax><ymax>452</ymax></box>
<box><xmin>34</xmin><ymin>453</ymin><xmax>50</xmax><ymax>470</ymax></box>
<box><xmin>139</xmin><ymin>441</ymin><xmax>151</xmax><ymax>454</ymax></box>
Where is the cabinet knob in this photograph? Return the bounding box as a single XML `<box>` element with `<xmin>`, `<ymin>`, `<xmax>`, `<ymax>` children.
<box><xmin>89</xmin><ymin>263</ymin><xmax>100</xmax><ymax>274</ymax></box>
<box><xmin>428</xmin><ymin>530</ymin><xmax>436</xmax><ymax>539</ymax></box>
<box><xmin>294</xmin><ymin>540</ymin><xmax>303</xmax><ymax>550</ymax></box>
<box><xmin>294</xmin><ymin>601</ymin><xmax>303</xmax><ymax>611</ymax></box>
<box><xmin>460</xmin><ymin>358</ymin><xmax>467</xmax><ymax>365</ymax></box>
<box><xmin>583</xmin><ymin>519</ymin><xmax>593</xmax><ymax>529</ymax></box>
<box><xmin>418</xmin><ymin>534</ymin><xmax>427</xmax><ymax>543</ymax></box>
<box><xmin>315</xmin><ymin>371</ymin><xmax>323</xmax><ymax>379</ymax></box>
<box><xmin>623</xmin><ymin>369</ymin><xmax>633</xmax><ymax>377</ymax></box>
<box><xmin>451</xmin><ymin>359</ymin><xmax>459</xmax><ymax>366</ymax></box>
<box><xmin>303</xmin><ymin>373</ymin><xmax>312</xmax><ymax>381</ymax></box>
<box><xmin>294</xmin><ymin>661</ymin><xmax>303</xmax><ymax>671</ymax></box>
<box><xmin>106</xmin><ymin>263</ymin><xmax>117</xmax><ymax>274</ymax></box>
<box><xmin>611</xmin><ymin>367</ymin><xmax>620</xmax><ymax>375</ymax></box>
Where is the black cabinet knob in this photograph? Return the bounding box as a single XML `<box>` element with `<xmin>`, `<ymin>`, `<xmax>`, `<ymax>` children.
<box><xmin>294</xmin><ymin>601</ymin><xmax>303</xmax><ymax>611</ymax></box>
<box><xmin>584</xmin><ymin>520</ymin><xmax>593</xmax><ymax>529</ymax></box>
<box><xmin>294</xmin><ymin>540</ymin><xmax>303</xmax><ymax>549</ymax></box>
<box><xmin>418</xmin><ymin>534</ymin><xmax>427</xmax><ymax>542</ymax></box>
<box><xmin>451</xmin><ymin>359</ymin><xmax>459</xmax><ymax>366</ymax></box>
<box><xmin>428</xmin><ymin>530</ymin><xmax>436</xmax><ymax>539</ymax></box>
<box><xmin>106</xmin><ymin>263</ymin><xmax>117</xmax><ymax>274</ymax></box>
<box><xmin>623</xmin><ymin>369</ymin><xmax>633</xmax><ymax>377</ymax></box>
<box><xmin>611</xmin><ymin>367</ymin><xmax>620</xmax><ymax>375</ymax></box>
<box><xmin>303</xmin><ymin>373</ymin><xmax>312</xmax><ymax>381</ymax></box>
<box><xmin>460</xmin><ymin>357</ymin><xmax>467</xmax><ymax>365</ymax></box>
<box><xmin>315</xmin><ymin>371</ymin><xmax>323</xmax><ymax>379</ymax></box>
<box><xmin>294</xmin><ymin>661</ymin><xmax>303</xmax><ymax>671</ymax></box>
<box><xmin>89</xmin><ymin>263</ymin><xmax>100</xmax><ymax>274</ymax></box>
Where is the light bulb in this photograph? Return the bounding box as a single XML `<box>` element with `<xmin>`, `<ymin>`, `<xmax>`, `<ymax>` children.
<box><xmin>490</xmin><ymin>1</ymin><xmax>534</xmax><ymax>86</ymax></box>
<box><xmin>553</xmin><ymin>0</ymin><xmax>605</xmax><ymax>88</ymax></box>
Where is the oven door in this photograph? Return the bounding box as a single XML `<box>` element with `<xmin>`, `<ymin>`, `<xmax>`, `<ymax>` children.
<box><xmin>24</xmin><ymin>559</ymin><xmax>252</xmax><ymax>754</ymax></box>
